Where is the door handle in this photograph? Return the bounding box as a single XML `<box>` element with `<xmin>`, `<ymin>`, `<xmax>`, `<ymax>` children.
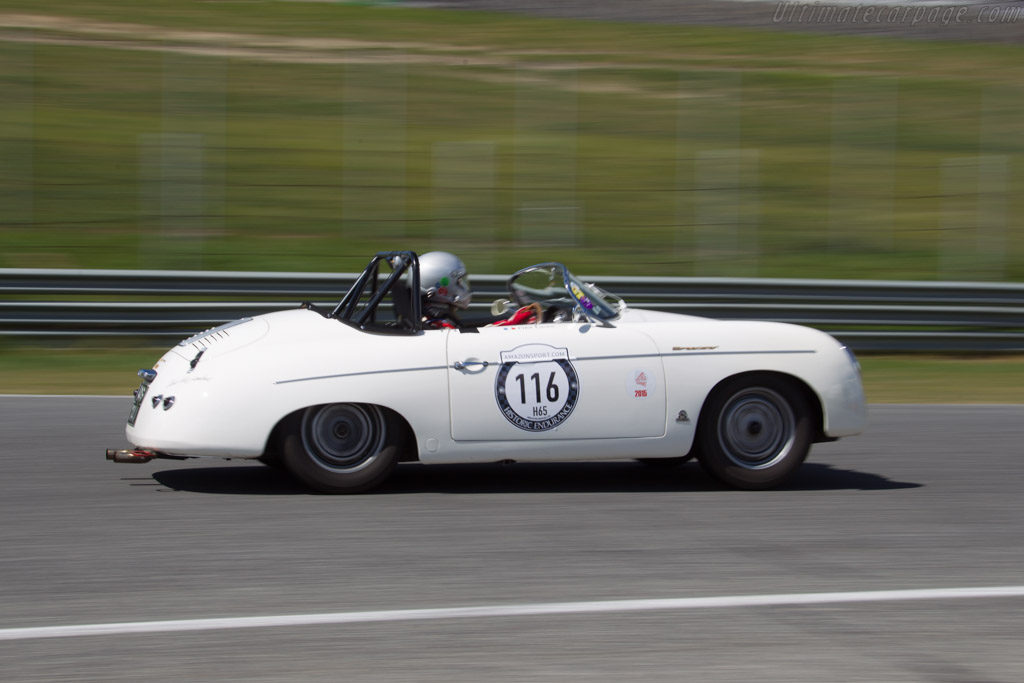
<box><xmin>453</xmin><ymin>360</ymin><xmax>489</xmax><ymax>371</ymax></box>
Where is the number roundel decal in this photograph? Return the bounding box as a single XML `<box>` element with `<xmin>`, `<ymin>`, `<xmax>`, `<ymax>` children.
<box><xmin>495</xmin><ymin>344</ymin><xmax>579</xmax><ymax>432</ymax></box>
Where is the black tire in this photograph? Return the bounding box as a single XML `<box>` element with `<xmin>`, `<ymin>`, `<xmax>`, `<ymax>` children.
<box><xmin>257</xmin><ymin>451</ymin><xmax>284</xmax><ymax>469</ymax></box>
<box><xmin>695</xmin><ymin>373</ymin><xmax>813</xmax><ymax>490</ymax></box>
<box><xmin>257</xmin><ymin>421</ymin><xmax>288</xmax><ymax>469</ymax></box>
<box><xmin>636</xmin><ymin>454</ymin><xmax>695</xmax><ymax>468</ymax></box>
<box><xmin>281</xmin><ymin>403</ymin><xmax>406</xmax><ymax>494</ymax></box>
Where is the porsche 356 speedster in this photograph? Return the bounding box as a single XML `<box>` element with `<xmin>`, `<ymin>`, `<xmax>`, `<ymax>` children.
<box><xmin>109</xmin><ymin>251</ymin><xmax>865</xmax><ymax>493</ymax></box>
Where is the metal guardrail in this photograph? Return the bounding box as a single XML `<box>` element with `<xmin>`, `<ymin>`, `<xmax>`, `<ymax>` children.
<box><xmin>2</xmin><ymin>268</ymin><xmax>1024</xmax><ymax>352</ymax></box>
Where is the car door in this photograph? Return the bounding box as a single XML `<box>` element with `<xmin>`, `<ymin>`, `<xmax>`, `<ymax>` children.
<box><xmin>447</xmin><ymin>322</ymin><xmax>666</xmax><ymax>441</ymax></box>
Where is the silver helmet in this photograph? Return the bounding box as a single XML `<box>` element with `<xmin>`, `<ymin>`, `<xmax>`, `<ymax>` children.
<box><xmin>419</xmin><ymin>251</ymin><xmax>472</xmax><ymax>311</ymax></box>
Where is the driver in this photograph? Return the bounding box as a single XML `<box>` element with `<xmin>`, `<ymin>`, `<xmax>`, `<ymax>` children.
<box><xmin>419</xmin><ymin>251</ymin><xmax>542</xmax><ymax>329</ymax></box>
<box><xmin>419</xmin><ymin>251</ymin><xmax>472</xmax><ymax>329</ymax></box>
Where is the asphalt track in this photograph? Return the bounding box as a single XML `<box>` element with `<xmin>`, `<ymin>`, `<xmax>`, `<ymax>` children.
<box><xmin>1</xmin><ymin>397</ymin><xmax>1023</xmax><ymax>682</ymax></box>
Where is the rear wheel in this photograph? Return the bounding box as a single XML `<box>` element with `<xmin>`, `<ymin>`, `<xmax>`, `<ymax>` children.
<box><xmin>696</xmin><ymin>374</ymin><xmax>812</xmax><ymax>490</ymax></box>
<box><xmin>257</xmin><ymin>424</ymin><xmax>286</xmax><ymax>469</ymax></box>
<box><xmin>281</xmin><ymin>403</ymin><xmax>406</xmax><ymax>493</ymax></box>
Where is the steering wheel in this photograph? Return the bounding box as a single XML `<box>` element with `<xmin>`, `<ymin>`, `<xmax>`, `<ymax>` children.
<box><xmin>543</xmin><ymin>305</ymin><xmax>572</xmax><ymax>323</ymax></box>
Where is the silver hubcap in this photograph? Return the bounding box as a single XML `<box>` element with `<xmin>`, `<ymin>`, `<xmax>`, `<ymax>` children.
<box><xmin>717</xmin><ymin>387</ymin><xmax>795</xmax><ymax>470</ymax></box>
<box><xmin>302</xmin><ymin>404</ymin><xmax>385</xmax><ymax>473</ymax></box>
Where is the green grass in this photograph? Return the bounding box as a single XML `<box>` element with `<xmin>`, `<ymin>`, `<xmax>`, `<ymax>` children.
<box><xmin>0</xmin><ymin>1</ymin><xmax>1021</xmax><ymax>279</ymax></box>
<box><xmin>0</xmin><ymin>345</ymin><xmax>167</xmax><ymax>395</ymax></box>
<box><xmin>0</xmin><ymin>344</ymin><xmax>1020</xmax><ymax>403</ymax></box>
<box><xmin>858</xmin><ymin>356</ymin><xmax>1024</xmax><ymax>404</ymax></box>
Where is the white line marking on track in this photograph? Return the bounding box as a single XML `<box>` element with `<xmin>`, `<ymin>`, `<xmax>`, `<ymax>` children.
<box><xmin>3</xmin><ymin>586</ymin><xmax>1024</xmax><ymax>642</ymax></box>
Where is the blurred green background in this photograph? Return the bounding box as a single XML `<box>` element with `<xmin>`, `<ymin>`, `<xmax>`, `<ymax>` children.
<box><xmin>1</xmin><ymin>0</ymin><xmax>1021</xmax><ymax>278</ymax></box>
<box><xmin>0</xmin><ymin>0</ymin><xmax>1022</xmax><ymax>399</ymax></box>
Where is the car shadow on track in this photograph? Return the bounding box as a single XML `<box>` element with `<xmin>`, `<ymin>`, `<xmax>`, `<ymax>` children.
<box><xmin>151</xmin><ymin>461</ymin><xmax>920</xmax><ymax>495</ymax></box>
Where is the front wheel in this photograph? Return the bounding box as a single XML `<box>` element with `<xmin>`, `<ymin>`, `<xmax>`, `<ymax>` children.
<box><xmin>695</xmin><ymin>374</ymin><xmax>813</xmax><ymax>490</ymax></box>
<box><xmin>281</xmin><ymin>403</ymin><xmax>407</xmax><ymax>494</ymax></box>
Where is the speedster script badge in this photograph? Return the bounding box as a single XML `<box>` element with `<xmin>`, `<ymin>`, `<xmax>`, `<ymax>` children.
<box><xmin>495</xmin><ymin>344</ymin><xmax>579</xmax><ymax>432</ymax></box>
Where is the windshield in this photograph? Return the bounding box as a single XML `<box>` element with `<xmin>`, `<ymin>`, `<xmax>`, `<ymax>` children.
<box><xmin>506</xmin><ymin>262</ymin><xmax>620</xmax><ymax>322</ymax></box>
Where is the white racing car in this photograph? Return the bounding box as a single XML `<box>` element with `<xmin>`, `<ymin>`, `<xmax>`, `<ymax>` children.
<box><xmin>109</xmin><ymin>251</ymin><xmax>865</xmax><ymax>493</ymax></box>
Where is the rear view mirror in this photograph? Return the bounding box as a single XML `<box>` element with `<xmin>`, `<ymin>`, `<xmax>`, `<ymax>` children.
<box><xmin>490</xmin><ymin>298</ymin><xmax>511</xmax><ymax>316</ymax></box>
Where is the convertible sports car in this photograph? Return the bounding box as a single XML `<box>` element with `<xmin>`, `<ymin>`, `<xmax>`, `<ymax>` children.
<box><xmin>109</xmin><ymin>251</ymin><xmax>865</xmax><ymax>493</ymax></box>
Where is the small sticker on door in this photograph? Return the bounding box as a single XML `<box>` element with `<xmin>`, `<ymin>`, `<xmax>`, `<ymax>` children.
<box><xmin>628</xmin><ymin>369</ymin><xmax>655</xmax><ymax>400</ymax></box>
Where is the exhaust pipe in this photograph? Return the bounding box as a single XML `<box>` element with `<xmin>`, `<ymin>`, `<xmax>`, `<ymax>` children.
<box><xmin>105</xmin><ymin>448</ymin><xmax>157</xmax><ymax>464</ymax></box>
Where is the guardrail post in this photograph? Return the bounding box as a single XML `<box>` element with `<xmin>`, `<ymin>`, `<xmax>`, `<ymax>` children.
<box><xmin>514</xmin><ymin>65</ymin><xmax>579</xmax><ymax>251</ymax></box>
<box><xmin>343</xmin><ymin>59</ymin><xmax>408</xmax><ymax>243</ymax></box>
<box><xmin>940</xmin><ymin>156</ymin><xmax>1008</xmax><ymax>281</ymax></box>
<box><xmin>829</xmin><ymin>77</ymin><xmax>898</xmax><ymax>253</ymax></box>
<box><xmin>694</xmin><ymin>149</ymin><xmax>759</xmax><ymax>277</ymax></box>
<box><xmin>139</xmin><ymin>133</ymin><xmax>206</xmax><ymax>269</ymax></box>
<box><xmin>433</xmin><ymin>141</ymin><xmax>497</xmax><ymax>270</ymax></box>
<box><xmin>160</xmin><ymin>52</ymin><xmax>225</xmax><ymax>242</ymax></box>
<box><xmin>0</xmin><ymin>36</ymin><xmax>33</xmax><ymax>263</ymax></box>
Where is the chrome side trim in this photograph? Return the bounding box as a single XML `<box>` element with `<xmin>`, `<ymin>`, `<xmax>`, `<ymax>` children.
<box><xmin>275</xmin><ymin>350</ymin><xmax>816</xmax><ymax>385</ymax></box>
<box><xmin>275</xmin><ymin>365</ymin><xmax>448</xmax><ymax>385</ymax></box>
<box><xmin>577</xmin><ymin>350</ymin><xmax>817</xmax><ymax>363</ymax></box>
